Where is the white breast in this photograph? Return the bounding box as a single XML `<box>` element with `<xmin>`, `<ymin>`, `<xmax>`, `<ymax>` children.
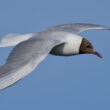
<box><xmin>50</xmin><ymin>34</ymin><xmax>83</xmax><ymax>56</ymax></box>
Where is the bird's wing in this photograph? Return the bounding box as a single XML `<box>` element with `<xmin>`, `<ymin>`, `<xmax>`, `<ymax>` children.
<box><xmin>0</xmin><ymin>37</ymin><xmax>63</xmax><ymax>90</ymax></box>
<box><xmin>47</xmin><ymin>23</ymin><xmax>110</xmax><ymax>34</ymax></box>
<box><xmin>0</xmin><ymin>33</ymin><xmax>34</xmax><ymax>47</ymax></box>
<box><xmin>1</xmin><ymin>23</ymin><xmax>109</xmax><ymax>48</ymax></box>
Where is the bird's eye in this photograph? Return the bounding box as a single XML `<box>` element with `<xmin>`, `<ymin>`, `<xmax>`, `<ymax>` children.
<box><xmin>86</xmin><ymin>45</ymin><xmax>91</xmax><ymax>48</ymax></box>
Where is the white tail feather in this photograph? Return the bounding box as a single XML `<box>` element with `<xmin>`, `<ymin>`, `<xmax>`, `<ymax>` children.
<box><xmin>0</xmin><ymin>33</ymin><xmax>33</xmax><ymax>47</ymax></box>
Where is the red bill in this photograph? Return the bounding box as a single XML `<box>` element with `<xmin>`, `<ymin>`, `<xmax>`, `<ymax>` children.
<box><xmin>92</xmin><ymin>51</ymin><xmax>103</xmax><ymax>58</ymax></box>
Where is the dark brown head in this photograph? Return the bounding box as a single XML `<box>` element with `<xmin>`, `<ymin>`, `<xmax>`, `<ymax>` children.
<box><xmin>79</xmin><ymin>38</ymin><xmax>102</xmax><ymax>58</ymax></box>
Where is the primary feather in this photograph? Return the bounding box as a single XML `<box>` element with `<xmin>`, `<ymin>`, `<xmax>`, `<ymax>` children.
<box><xmin>47</xmin><ymin>23</ymin><xmax>110</xmax><ymax>34</ymax></box>
<box><xmin>0</xmin><ymin>37</ymin><xmax>63</xmax><ymax>90</ymax></box>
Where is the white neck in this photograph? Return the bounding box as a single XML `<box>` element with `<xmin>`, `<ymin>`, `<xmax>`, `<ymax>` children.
<box><xmin>50</xmin><ymin>34</ymin><xmax>83</xmax><ymax>56</ymax></box>
<box><xmin>62</xmin><ymin>34</ymin><xmax>83</xmax><ymax>55</ymax></box>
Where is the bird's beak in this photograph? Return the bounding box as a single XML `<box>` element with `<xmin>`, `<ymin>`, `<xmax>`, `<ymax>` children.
<box><xmin>92</xmin><ymin>51</ymin><xmax>103</xmax><ymax>58</ymax></box>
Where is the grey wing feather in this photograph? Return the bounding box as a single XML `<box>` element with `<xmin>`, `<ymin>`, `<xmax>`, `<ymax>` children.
<box><xmin>46</xmin><ymin>23</ymin><xmax>110</xmax><ymax>34</ymax></box>
<box><xmin>0</xmin><ymin>38</ymin><xmax>63</xmax><ymax>90</ymax></box>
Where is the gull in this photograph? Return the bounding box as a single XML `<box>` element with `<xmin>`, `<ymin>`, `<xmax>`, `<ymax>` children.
<box><xmin>0</xmin><ymin>23</ymin><xmax>109</xmax><ymax>90</ymax></box>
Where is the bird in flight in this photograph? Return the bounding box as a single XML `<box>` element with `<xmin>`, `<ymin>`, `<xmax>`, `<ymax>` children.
<box><xmin>0</xmin><ymin>23</ymin><xmax>109</xmax><ymax>90</ymax></box>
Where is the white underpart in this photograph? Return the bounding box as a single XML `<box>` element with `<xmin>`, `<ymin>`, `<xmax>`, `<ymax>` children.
<box><xmin>0</xmin><ymin>33</ymin><xmax>33</xmax><ymax>47</ymax></box>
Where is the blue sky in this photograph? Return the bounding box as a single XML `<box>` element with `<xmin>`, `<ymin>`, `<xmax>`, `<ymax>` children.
<box><xmin>0</xmin><ymin>0</ymin><xmax>110</xmax><ymax>110</ymax></box>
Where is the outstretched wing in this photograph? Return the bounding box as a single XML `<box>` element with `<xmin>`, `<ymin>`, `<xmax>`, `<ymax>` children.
<box><xmin>47</xmin><ymin>23</ymin><xmax>110</xmax><ymax>34</ymax></box>
<box><xmin>0</xmin><ymin>38</ymin><xmax>63</xmax><ymax>90</ymax></box>
<box><xmin>0</xmin><ymin>23</ymin><xmax>109</xmax><ymax>48</ymax></box>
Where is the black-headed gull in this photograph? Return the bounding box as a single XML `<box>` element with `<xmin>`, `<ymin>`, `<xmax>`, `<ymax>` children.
<box><xmin>0</xmin><ymin>23</ymin><xmax>109</xmax><ymax>90</ymax></box>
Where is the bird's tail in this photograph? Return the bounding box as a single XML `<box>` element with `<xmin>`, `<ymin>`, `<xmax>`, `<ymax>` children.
<box><xmin>0</xmin><ymin>33</ymin><xmax>33</xmax><ymax>47</ymax></box>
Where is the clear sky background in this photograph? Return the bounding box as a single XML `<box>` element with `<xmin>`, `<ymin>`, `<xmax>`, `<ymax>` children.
<box><xmin>0</xmin><ymin>0</ymin><xmax>110</xmax><ymax>110</ymax></box>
